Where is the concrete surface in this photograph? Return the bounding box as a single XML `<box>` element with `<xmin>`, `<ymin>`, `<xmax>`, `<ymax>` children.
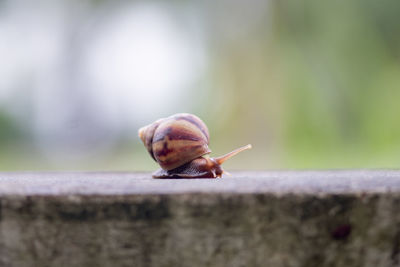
<box><xmin>0</xmin><ymin>170</ymin><xmax>400</xmax><ymax>267</ymax></box>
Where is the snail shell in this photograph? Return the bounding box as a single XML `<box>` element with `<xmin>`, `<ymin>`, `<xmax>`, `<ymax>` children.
<box><xmin>138</xmin><ymin>113</ymin><xmax>211</xmax><ymax>170</ymax></box>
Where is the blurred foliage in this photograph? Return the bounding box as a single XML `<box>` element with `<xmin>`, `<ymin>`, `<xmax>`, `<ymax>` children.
<box><xmin>1</xmin><ymin>0</ymin><xmax>400</xmax><ymax>170</ymax></box>
<box><xmin>0</xmin><ymin>111</ymin><xmax>22</xmax><ymax>145</ymax></box>
<box><xmin>269</xmin><ymin>0</ymin><xmax>400</xmax><ymax>167</ymax></box>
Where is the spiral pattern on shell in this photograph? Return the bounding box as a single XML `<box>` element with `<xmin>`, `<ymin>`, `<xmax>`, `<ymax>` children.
<box><xmin>138</xmin><ymin>113</ymin><xmax>211</xmax><ymax>170</ymax></box>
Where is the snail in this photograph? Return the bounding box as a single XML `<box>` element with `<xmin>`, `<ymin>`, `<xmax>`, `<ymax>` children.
<box><xmin>138</xmin><ymin>113</ymin><xmax>251</xmax><ymax>178</ymax></box>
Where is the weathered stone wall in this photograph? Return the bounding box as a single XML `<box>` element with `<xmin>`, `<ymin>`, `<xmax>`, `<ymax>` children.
<box><xmin>0</xmin><ymin>171</ymin><xmax>400</xmax><ymax>267</ymax></box>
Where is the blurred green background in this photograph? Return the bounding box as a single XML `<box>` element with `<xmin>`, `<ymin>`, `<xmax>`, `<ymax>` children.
<box><xmin>1</xmin><ymin>0</ymin><xmax>400</xmax><ymax>171</ymax></box>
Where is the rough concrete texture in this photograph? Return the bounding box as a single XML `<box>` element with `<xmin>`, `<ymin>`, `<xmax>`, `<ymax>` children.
<box><xmin>0</xmin><ymin>170</ymin><xmax>400</xmax><ymax>267</ymax></box>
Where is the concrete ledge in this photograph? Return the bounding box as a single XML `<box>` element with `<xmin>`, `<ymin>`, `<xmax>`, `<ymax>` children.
<box><xmin>1</xmin><ymin>170</ymin><xmax>400</xmax><ymax>267</ymax></box>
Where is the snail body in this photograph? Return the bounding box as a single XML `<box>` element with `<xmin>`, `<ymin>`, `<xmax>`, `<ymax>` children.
<box><xmin>138</xmin><ymin>113</ymin><xmax>251</xmax><ymax>178</ymax></box>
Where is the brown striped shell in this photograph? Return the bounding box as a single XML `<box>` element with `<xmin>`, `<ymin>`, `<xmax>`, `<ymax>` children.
<box><xmin>138</xmin><ymin>113</ymin><xmax>211</xmax><ymax>171</ymax></box>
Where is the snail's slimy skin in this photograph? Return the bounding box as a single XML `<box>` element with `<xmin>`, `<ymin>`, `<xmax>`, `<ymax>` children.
<box><xmin>152</xmin><ymin>157</ymin><xmax>223</xmax><ymax>179</ymax></box>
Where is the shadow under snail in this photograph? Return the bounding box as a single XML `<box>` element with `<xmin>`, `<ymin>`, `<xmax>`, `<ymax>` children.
<box><xmin>138</xmin><ymin>113</ymin><xmax>251</xmax><ymax>178</ymax></box>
